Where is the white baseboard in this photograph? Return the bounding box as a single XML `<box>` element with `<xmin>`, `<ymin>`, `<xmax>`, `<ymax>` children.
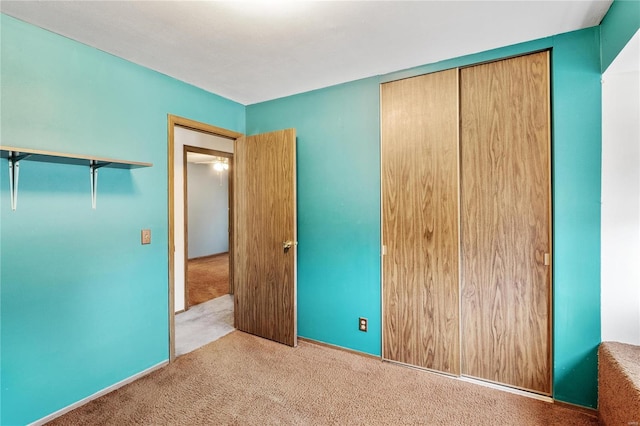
<box><xmin>29</xmin><ymin>360</ymin><xmax>168</xmax><ymax>426</ymax></box>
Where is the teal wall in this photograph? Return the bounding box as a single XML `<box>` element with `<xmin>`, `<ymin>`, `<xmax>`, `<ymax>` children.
<box><xmin>247</xmin><ymin>28</ymin><xmax>602</xmax><ymax>408</ymax></box>
<box><xmin>551</xmin><ymin>28</ymin><xmax>602</xmax><ymax>408</ymax></box>
<box><xmin>600</xmin><ymin>0</ymin><xmax>640</xmax><ymax>72</ymax></box>
<box><xmin>4</xmin><ymin>3</ymin><xmax>631</xmax><ymax>422</ymax></box>
<box><xmin>0</xmin><ymin>14</ymin><xmax>244</xmax><ymax>425</ymax></box>
<box><xmin>246</xmin><ymin>79</ymin><xmax>383</xmax><ymax>356</ymax></box>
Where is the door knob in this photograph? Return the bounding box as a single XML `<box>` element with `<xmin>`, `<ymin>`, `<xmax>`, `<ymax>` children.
<box><xmin>282</xmin><ymin>240</ymin><xmax>294</xmax><ymax>251</ymax></box>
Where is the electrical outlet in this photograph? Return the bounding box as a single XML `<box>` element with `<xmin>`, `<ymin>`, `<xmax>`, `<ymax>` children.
<box><xmin>141</xmin><ymin>229</ymin><xmax>151</xmax><ymax>245</ymax></box>
<box><xmin>359</xmin><ymin>317</ymin><xmax>368</xmax><ymax>332</ymax></box>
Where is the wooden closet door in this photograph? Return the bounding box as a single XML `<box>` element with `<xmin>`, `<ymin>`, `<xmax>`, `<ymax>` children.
<box><xmin>381</xmin><ymin>69</ymin><xmax>460</xmax><ymax>374</ymax></box>
<box><xmin>460</xmin><ymin>52</ymin><xmax>552</xmax><ymax>394</ymax></box>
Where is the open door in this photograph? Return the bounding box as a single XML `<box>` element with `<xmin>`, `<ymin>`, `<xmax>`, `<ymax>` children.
<box><xmin>233</xmin><ymin>129</ymin><xmax>297</xmax><ymax>346</ymax></box>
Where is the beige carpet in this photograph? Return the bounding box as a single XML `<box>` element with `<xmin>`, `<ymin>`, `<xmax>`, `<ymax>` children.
<box><xmin>187</xmin><ymin>253</ymin><xmax>229</xmax><ymax>307</ymax></box>
<box><xmin>598</xmin><ymin>341</ymin><xmax>640</xmax><ymax>426</ymax></box>
<box><xmin>50</xmin><ymin>331</ymin><xmax>598</xmax><ymax>425</ymax></box>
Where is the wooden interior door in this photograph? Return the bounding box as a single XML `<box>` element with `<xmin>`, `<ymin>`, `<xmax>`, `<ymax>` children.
<box><xmin>381</xmin><ymin>69</ymin><xmax>460</xmax><ymax>374</ymax></box>
<box><xmin>233</xmin><ymin>129</ymin><xmax>297</xmax><ymax>346</ymax></box>
<box><xmin>459</xmin><ymin>51</ymin><xmax>552</xmax><ymax>394</ymax></box>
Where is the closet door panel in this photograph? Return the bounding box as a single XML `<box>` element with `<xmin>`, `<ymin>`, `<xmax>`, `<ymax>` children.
<box><xmin>460</xmin><ymin>51</ymin><xmax>551</xmax><ymax>393</ymax></box>
<box><xmin>381</xmin><ymin>69</ymin><xmax>460</xmax><ymax>374</ymax></box>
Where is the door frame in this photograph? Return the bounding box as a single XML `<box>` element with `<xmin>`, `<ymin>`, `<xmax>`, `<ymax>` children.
<box><xmin>183</xmin><ymin>145</ymin><xmax>234</xmax><ymax>311</ymax></box>
<box><xmin>168</xmin><ymin>114</ymin><xmax>243</xmax><ymax>362</ymax></box>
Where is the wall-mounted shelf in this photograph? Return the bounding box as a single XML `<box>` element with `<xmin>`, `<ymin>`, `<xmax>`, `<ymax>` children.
<box><xmin>0</xmin><ymin>145</ymin><xmax>153</xmax><ymax>210</ymax></box>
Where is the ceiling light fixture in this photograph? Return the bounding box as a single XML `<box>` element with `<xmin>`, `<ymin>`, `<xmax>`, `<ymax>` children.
<box><xmin>213</xmin><ymin>161</ymin><xmax>228</xmax><ymax>172</ymax></box>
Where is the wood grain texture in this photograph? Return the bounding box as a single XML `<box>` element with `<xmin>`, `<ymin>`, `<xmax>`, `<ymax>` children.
<box><xmin>169</xmin><ymin>115</ymin><xmax>243</xmax><ymax>140</ymax></box>
<box><xmin>233</xmin><ymin>129</ymin><xmax>297</xmax><ymax>347</ymax></box>
<box><xmin>168</xmin><ymin>117</ymin><xmax>176</xmax><ymax>362</ymax></box>
<box><xmin>459</xmin><ymin>51</ymin><xmax>552</xmax><ymax>394</ymax></box>
<box><xmin>381</xmin><ymin>69</ymin><xmax>460</xmax><ymax>374</ymax></box>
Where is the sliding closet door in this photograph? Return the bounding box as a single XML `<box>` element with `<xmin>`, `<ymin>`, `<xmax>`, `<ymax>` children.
<box><xmin>381</xmin><ymin>69</ymin><xmax>460</xmax><ymax>374</ymax></box>
<box><xmin>460</xmin><ymin>51</ymin><xmax>552</xmax><ymax>394</ymax></box>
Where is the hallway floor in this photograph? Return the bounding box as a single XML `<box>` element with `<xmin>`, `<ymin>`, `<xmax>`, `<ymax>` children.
<box><xmin>187</xmin><ymin>253</ymin><xmax>230</xmax><ymax>307</ymax></box>
<box><xmin>175</xmin><ymin>294</ymin><xmax>234</xmax><ymax>356</ymax></box>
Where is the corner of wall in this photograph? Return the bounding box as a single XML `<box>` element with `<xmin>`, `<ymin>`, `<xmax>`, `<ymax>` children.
<box><xmin>600</xmin><ymin>0</ymin><xmax>640</xmax><ymax>72</ymax></box>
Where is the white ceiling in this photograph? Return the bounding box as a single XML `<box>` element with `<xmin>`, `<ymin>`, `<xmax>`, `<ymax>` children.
<box><xmin>1</xmin><ymin>1</ymin><xmax>613</xmax><ymax>105</ymax></box>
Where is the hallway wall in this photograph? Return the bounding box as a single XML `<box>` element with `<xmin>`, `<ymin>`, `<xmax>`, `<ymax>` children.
<box><xmin>187</xmin><ymin>162</ymin><xmax>229</xmax><ymax>259</ymax></box>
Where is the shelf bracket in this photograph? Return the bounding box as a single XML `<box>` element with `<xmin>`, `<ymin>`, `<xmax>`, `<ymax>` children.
<box><xmin>89</xmin><ymin>160</ymin><xmax>110</xmax><ymax>209</ymax></box>
<box><xmin>8</xmin><ymin>151</ymin><xmax>31</xmax><ymax>211</ymax></box>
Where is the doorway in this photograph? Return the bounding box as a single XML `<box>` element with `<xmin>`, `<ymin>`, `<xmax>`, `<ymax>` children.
<box><xmin>168</xmin><ymin>116</ymin><xmax>298</xmax><ymax>360</ymax></box>
<box><xmin>174</xmin><ymin>147</ymin><xmax>234</xmax><ymax>357</ymax></box>
<box><xmin>184</xmin><ymin>147</ymin><xmax>232</xmax><ymax>309</ymax></box>
<box><xmin>168</xmin><ymin>115</ymin><xmax>242</xmax><ymax>361</ymax></box>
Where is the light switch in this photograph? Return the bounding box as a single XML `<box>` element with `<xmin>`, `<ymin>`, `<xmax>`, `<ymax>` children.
<box><xmin>141</xmin><ymin>229</ymin><xmax>151</xmax><ymax>245</ymax></box>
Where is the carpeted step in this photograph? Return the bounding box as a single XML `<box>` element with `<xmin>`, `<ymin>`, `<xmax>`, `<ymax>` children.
<box><xmin>599</xmin><ymin>341</ymin><xmax>640</xmax><ymax>425</ymax></box>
